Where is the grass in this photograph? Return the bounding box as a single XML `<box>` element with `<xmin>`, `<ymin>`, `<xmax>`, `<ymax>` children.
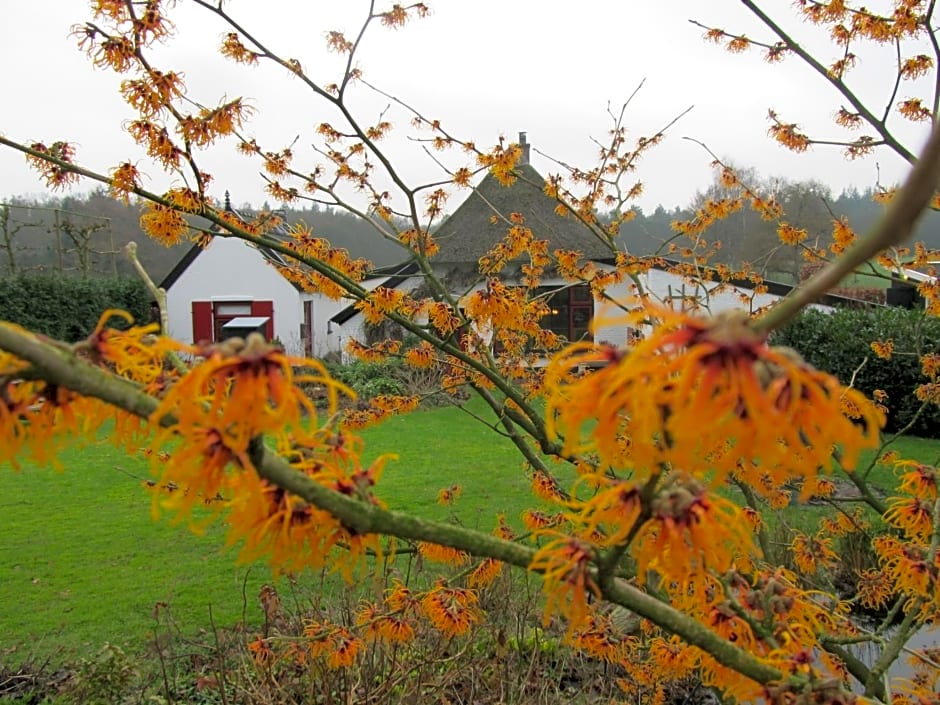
<box><xmin>838</xmin><ymin>261</ymin><xmax>895</xmax><ymax>290</ymax></box>
<box><xmin>0</xmin><ymin>440</ymin><xmax>266</xmax><ymax>661</ymax></box>
<box><xmin>0</xmin><ymin>397</ymin><xmax>937</xmax><ymax>663</ymax></box>
<box><xmin>359</xmin><ymin>400</ymin><xmax>564</xmax><ymax>528</ymax></box>
<box><xmin>0</xmin><ymin>398</ymin><xmax>541</xmax><ymax>660</ymax></box>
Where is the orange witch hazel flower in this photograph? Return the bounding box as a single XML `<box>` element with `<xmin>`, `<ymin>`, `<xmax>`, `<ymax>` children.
<box><xmin>417</xmin><ymin>541</ymin><xmax>471</xmax><ymax>566</ymax></box>
<box><xmin>0</xmin><ymin>375</ymin><xmax>98</xmax><ymax>470</ymax></box>
<box><xmin>420</xmin><ymin>581</ymin><xmax>482</xmax><ymax>637</ymax></box>
<box><xmin>220</xmin><ymin>432</ymin><xmax>390</xmax><ymax>579</ymax></box>
<box><xmin>218</xmin><ymin>451</ymin><xmax>391</xmax><ymax>579</ymax></box>
<box><xmin>356</xmin><ymin>603</ymin><xmax>416</xmax><ymax>644</ymax></box>
<box><xmin>152</xmin><ymin>334</ymin><xmax>343</xmax><ymax>453</ymax></box>
<box><xmin>529</xmin><ymin>534</ymin><xmax>600</xmax><ymax>631</ymax></box>
<box><xmin>147</xmin><ymin>335</ymin><xmax>360</xmax><ymax>528</ymax></box>
<box><xmin>80</xmin><ymin>309</ymin><xmax>178</xmax><ymax>389</ymax></box>
<box><xmin>156</xmin><ymin>425</ymin><xmax>246</xmax><ymax>514</ymax></box>
<box><xmin>545</xmin><ymin>304</ymin><xmax>883</xmax><ymax>481</ymax></box>
<box><xmin>1</xmin><ymin>310</ymin><xmax>177</xmax><ymax>469</ymax></box>
<box><xmin>0</xmin><ymin>326</ymin><xmax>118</xmax><ymax>468</ymax></box>
<box><xmin>304</xmin><ymin>620</ymin><xmax>364</xmax><ymax>669</ymax></box>
<box><xmin>632</xmin><ymin>473</ymin><xmax>756</xmax><ymax>582</ymax></box>
<box><xmin>884</xmin><ymin>460</ymin><xmax>939</xmax><ymax>542</ymax></box>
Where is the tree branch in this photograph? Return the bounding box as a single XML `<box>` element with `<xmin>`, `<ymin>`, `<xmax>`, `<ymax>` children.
<box><xmin>755</xmin><ymin>118</ymin><xmax>940</xmax><ymax>333</ymax></box>
<box><xmin>0</xmin><ymin>321</ymin><xmax>783</xmax><ymax>689</ymax></box>
<box><xmin>734</xmin><ymin>0</ymin><xmax>917</xmax><ymax>164</ymax></box>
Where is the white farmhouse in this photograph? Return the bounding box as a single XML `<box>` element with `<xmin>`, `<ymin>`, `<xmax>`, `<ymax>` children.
<box><xmin>318</xmin><ymin>134</ymin><xmax>852</xmax><ymax>359</ymax></box>
<box><xmin>159</xmin><ymin>200</ymin><xmax>414</xmax><ymax>356</ymax></box>
<box><xmin>162</xmin><ymin>137</ymin><xmax>857</xmax><ymax>359</ymax></box>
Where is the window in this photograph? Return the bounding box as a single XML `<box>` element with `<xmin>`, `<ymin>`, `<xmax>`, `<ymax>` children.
<box><xmin>192</xmin><ymin>300</ymin><xmax>275</xmax><ymax>344</ymax></box>
<box><xmin>537</xmin><ymin>285</ymin><xmax>594</xmax><ymax>343</ymax></box>
<box><xmin>212</xmin><ymin>301</ymin><xmax>252</xmax><ymax>342</ymax></box>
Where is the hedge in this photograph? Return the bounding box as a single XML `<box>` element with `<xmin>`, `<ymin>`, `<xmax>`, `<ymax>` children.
<box><xmin>0</xmin><ymin>274</ymin><xmax>152</xmax><ymax>343</ymax></box>
<box><xmin>772</xmin><ymin>306</ymin><xmax>940</xmax><ymax>438</ymax></box>
<box><xmin>323</xmin><ymin>359</ymin><xmax>407</xmax><ymax>399</ymax></box>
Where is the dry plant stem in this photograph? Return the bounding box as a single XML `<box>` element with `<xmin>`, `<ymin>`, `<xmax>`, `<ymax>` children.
<box><xmin>0</xmin><ymin>323</ymin><xmax>783</xmax><ymax>689</ymax></box>
<box><xmin>124</xmin><ymin>243</ymin><xmax>167</xmax><ymax>332</ymax></box>
<box><xmin>208</xmin><ymin>605</ymin><xmax>231</xmax><ymax>705</ymax></box>
<box><xmin>755</xmin><ymin>118</ymin><xmax>940</xmax><ymax>334</ymax></box>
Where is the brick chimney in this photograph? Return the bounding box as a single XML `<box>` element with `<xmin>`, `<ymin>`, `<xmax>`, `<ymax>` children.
<box><xmin>519</xmin><ymin>131</ymin><xmax>530</xmax><ymax>165</ymax></box>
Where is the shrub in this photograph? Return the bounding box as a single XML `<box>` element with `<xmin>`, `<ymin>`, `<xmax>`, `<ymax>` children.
<box><xmin>772</xmin><ymin>306</ymin><xmax>940</xmax><ymax>437</ymax></box>
<box><xmin>0</xmin><ymin>274</ymin><xmax>151</xmax><ymax>342</ymax></box>
<box><xmin>324</xmin><ymin>359</ymin><xmax>407</xmax><ymax>400</ymax></box>
<box><xmin>66</xmin><ymin>643</ymin><xmax>139</xmax><ymax>704</ymax></box>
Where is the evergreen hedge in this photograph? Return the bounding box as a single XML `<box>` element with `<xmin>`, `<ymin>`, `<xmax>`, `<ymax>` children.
<box><xmin>772</xmin><ymin>306</ymin><xmax>940</xmax><ymax>438</ymax></box>
<box><xmin>0</xmin><ymin>274</ymin><xmax>152</xmax><ymax>343</ymax></box>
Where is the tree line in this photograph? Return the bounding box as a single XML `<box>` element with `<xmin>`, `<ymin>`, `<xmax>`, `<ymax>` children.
<box><xmin>620</xmin><ymin>173</ymin><xmax>940</xmax><ymax>284</ymax></box>
<box><xmin>0</xmin><ymin>190</ymin><xmax>405</xmax><ymax>282</ymax></box>
<box><xmin>5</xmin><ymin>175</ymin><xmax>937</xmax><ymax>286</ymax></box>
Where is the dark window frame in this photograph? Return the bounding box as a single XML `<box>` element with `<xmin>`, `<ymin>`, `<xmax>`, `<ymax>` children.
<box><xmin>536</xmin><ymin>285</ymin><xmax>594</xmax><ymax>343</ymax></box>
<box><xmin>212</xmin><ymin>300</ymin><xmax>253</xmax><ymax>342</ymax></box>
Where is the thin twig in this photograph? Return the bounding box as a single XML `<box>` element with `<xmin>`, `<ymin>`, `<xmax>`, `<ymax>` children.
<box><xmin>755</xmin><ymin>118</ymin><xmax>940</xmax><ymax>333</ymax></box>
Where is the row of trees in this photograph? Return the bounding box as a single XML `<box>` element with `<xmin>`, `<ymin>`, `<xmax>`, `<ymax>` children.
<box><xmin>1</xmin><ymin>2</ymin><xmax>940</xmax><ymax>704</ymax></box>
<box><xmin>625</xmin><ymin>178</ymin><xmax>940</xmax><ymax>283</ymax></box>
<box><xmin>7</xmin><ymin>177</ymin><xmax>938</xmax><ymax>285</ymax></box>
<box><xmin>0</xmin><ymin>191</ymin><xmax>405</xmax><ymax>280</ymax></box>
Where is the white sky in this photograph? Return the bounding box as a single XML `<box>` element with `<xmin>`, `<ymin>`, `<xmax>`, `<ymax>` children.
<box><xmin>0</xmin><ymin>1</ymin><xmax>932</xmax><ymax>214</ymax></box>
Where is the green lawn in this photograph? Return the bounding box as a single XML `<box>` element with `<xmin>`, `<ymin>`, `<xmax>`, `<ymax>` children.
<box><xmin>0</xmin><ymin>398</ymin><xmax>937</xmax><ymax>662</ymax></box>
<box><xmin>360</xmin><ymin>401</ymin><xmax>553</xmax><ymax>528</ymax></box>
<box><xmin>0</xmin><ymin>441</ymin><xmax>266</xmax><ymax>661</ymax></box>
<box><xmin>0</xmin><ymin>399</ymin><xmax>540</xmax><ymax>660</ymax></box>
<box><xmin>839</xmin><ymin>260</ymin><xmax>895</xmax><ymax>289</ymax></box>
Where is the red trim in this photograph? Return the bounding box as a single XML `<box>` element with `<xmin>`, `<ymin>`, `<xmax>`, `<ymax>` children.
<box><xmin>192</xmin><ymin>301</ymin><xmax>212</xmax><ymax>344</ymax></box>
<box><xmin>251</xmin><ymin>300</ymin><xmax>275</xmax><ymax>340</ymax></box>
<box><xmin>194</xmin><ymin>299</ymin><xmax>274</xmax><ymax>343</ymax></box>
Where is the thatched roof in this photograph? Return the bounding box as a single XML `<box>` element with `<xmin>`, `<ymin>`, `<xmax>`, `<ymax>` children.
<box><xmin>431</xmin><ymin>162</ymin><xmax>615</xmax><ymax>266</ymax></box>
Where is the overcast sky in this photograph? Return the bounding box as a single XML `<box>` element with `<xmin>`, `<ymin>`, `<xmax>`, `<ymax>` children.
<box><xmin>0</xmin><ymin>1</ymin><xmax>931</xmax><ymax>214</ymax></box>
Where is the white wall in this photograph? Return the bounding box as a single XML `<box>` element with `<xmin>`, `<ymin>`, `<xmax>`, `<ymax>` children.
<box><xmin>642</xmin><ymin>267</ymin><xmax>782</xmax><ymax>314</ymax></box>
<box><xmin>323</xmin><ymin>275</ymin><xmax>425</xmax><ymax>361</ymax></box>
<box><xmin>165</xmin><ymin>237</ymin><xmax>304</xmax><ymax>353</ymax></box>
<box><xmin>303</xmin><ymin>292</ymin><xmax>349</xmax><ymax>359</ymax></box>
<box><xmin>316</xmin><ymin>263</ymin><xmax>829</xmax><ymax>359</ymax></box>
<box><xmin>593</xmin><ymin>266</ymin><xmax>832</xmax><ymax>346</ymax></box>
